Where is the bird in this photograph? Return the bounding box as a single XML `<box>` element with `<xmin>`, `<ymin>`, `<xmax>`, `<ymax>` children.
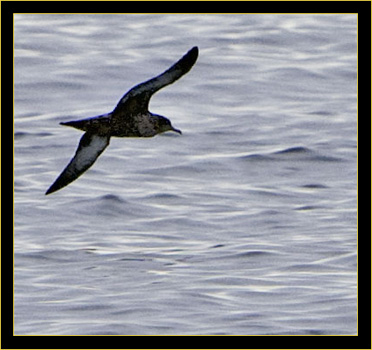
<box><xmin>45</xmin><ymin>46</ymin><xmax>199</xmax><ymax>195</ymax></box>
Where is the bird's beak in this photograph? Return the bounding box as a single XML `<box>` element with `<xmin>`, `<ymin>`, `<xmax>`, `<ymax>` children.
<box><xmin>172</xmin><ymin>127</ymin><xmax>182</xmax><ymax>135</ymax></box>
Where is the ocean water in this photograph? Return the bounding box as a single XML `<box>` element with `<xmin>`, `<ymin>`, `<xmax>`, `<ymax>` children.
<box><xmin>14</xmin><ymin>14</ymin><xmax>357</xmax><ymax>335</ymax></box>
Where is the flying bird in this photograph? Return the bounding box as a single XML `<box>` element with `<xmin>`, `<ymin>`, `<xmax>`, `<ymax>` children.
<box><xmin>45</xmin><ymin>46</ymin><xmax>198</xmax><ymax>195</ymax></box>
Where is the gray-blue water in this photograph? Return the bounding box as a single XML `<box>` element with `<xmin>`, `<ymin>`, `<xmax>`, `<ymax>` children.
<box><xmin>14</xmin><ymin>14</ymin><xmax>357</xmax><ymax>335</ymax></box>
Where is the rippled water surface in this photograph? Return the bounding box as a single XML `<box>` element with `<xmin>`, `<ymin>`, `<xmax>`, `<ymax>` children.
<box><xmin>14</xmin><ymin>14</ymin><xmax>357</xmax><ymax>335</ymax></box>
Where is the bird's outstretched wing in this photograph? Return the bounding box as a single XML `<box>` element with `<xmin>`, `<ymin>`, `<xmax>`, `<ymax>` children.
<box><xmin>45</xmin><ymin>133</ymin><xmax>110</xmax><ymax>195</ymax></box>
<box><xmin>113</xmin><ymin>46</ymin><xmax>198</xmax><ymax>115</ymax></box>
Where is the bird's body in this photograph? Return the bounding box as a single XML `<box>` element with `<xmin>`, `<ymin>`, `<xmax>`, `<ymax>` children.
<box><xmin>45</xmin><ymin>46</ymin><xmax>198</xmax><ymax>195</ymax></box>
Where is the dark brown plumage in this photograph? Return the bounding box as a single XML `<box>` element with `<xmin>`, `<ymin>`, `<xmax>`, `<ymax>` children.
<box><xmin>46</xmin><ymin>46</ymin><xmax>198</xmax><ymax>195</ymax></box>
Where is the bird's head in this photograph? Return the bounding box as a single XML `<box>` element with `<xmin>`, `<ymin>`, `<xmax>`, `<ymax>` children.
<box><xmin>155</xmin><ymin>115</ymin><xmax>182</xmax><ymax>135</ymax></box>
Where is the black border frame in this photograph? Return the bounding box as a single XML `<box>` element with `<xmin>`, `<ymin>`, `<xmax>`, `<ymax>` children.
<box><xmin>3</xmin><ymin>1</ymin><xmax>370</xmax><ymax>348</ymax></box>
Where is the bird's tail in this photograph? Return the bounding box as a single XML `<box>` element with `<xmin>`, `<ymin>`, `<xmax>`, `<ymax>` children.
<box><xmin>60</xmin><ymin>120</ymin><xmax>87</xmax><ymax>131</ymax></box>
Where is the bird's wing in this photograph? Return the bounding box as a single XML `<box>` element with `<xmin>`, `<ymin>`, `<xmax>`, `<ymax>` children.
<box><xmin>45</xmin><ymin>133</ymin><xmax>110</xmax><ymax>195</ymax></box>
<box><xmin>113</xmin><ymin>46</ymin><xmax>198</xmax><ymax>115</ymax></box>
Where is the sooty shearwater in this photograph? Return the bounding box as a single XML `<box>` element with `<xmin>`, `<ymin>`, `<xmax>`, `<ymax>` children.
<box><xmin>45</xmin><ymin>46</ymin><xmax>198</xmax><ymax>195</ymax></box>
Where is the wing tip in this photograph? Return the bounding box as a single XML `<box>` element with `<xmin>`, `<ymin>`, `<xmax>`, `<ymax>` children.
<box><xmin>45</xmin><ymin>181</ymin><xmax>63</xmax><ymax>195</ymax></box>
<box><xmin>190</xmin><ymin>46</ymin><xmax>199</xmax><ymax>54</ymax></box>
<box><xmin>45</xmin><ymin>188</ymin><xmax>53</xmax><ymax>195</ymax></box>
<box><xmin>185</xmin><ymin>46</ymin><xmax>199</xmax><ymax>66</ymax></box>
